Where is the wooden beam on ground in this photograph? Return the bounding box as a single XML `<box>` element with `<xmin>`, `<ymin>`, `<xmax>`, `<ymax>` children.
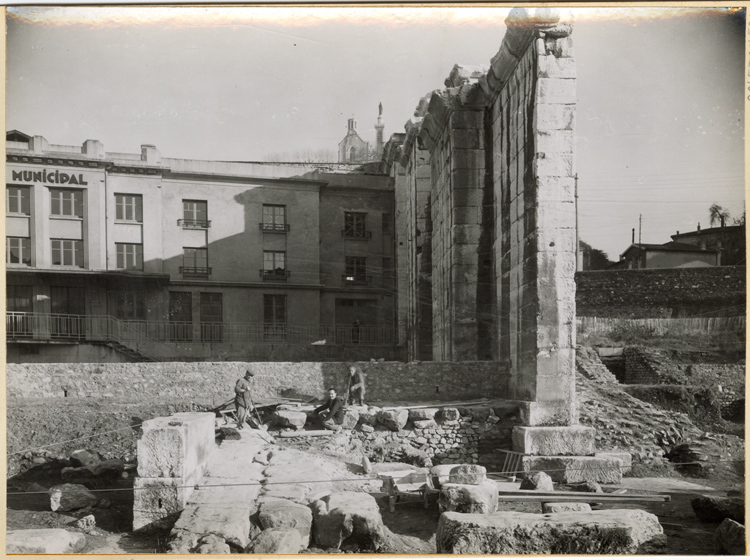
<box><xmin>378</xmin><ymin>399</ymin><xmax>493</xmax><ymax>411</ymax></box>
<box><xmin>277</xmin><ymin>430</ymin><xmax>333</xmax><ymax>438</ymax></box>
<box><xmin>496</xmin><ymin>490</ymin><xmax>670</xmax><ymax>503</ymax></box>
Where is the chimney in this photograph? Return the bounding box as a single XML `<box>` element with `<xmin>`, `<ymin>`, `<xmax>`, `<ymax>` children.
<box><xmin>632</xmin><ymin>228</ymin><xmax>635</xmax><ymax>244</ymax></box>
<box><xmin>676</xmin><ymin>230</ymin><xmax>679</xmax><ymax>235</ymax></box>
<box><xmin>374</xmin><ymin>103</ymin><xmax>385</xmax><ymax>156</ymax></box>
<box><xmin>697</xmin><ymin>222</ymin><xmax>701</xmax><ymax>232</ymax></box>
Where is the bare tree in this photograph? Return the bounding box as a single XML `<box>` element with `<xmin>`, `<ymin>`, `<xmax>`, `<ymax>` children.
<box><xmin>709</xmin><ymin>203</ymin><xmax>730</xmax><ymax>228</ymax></box>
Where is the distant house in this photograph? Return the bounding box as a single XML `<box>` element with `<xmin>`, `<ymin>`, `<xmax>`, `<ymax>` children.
<box><xmin>670</xmin><ymin>224</ymin><xmax>745</xmax><ymax>266</ymax></box>
<box><xmin>614</xmin><ymin>242</ymin><xmax>719</xmax><ymax>270</ymax></box>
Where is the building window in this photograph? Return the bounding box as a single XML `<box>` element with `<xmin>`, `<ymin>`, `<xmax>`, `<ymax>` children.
<box><xmin>261</xmin><ymin>204</ymin><xmax>289</xmax><ymax>232</ymax></box>
<box><xmin>7</xmin><ymin>186</ymin><xmax>30</xmax><ymax>215</ymax></box>
<box><xmin>200</xmin><ymin>292</ymin><xmax>223</xmax><ymax>342</ymax></box>
<box><xmin>263</xmin><ymin>294</ymin><xmax>287</xmax><ymax>340</ymax></box>
<box><xmin>112</xmin><ymin>291</ymin><xmax>146</xmax><ymax>320</ymax></box>
<box><xmin>181</xmin><ymin>247</ymin><xmax>210</xmax><ymax>276</ymax></box>
<box><xmin>382</xmin><ymin>213</ymin><xmax>391</xmax><ymax>234</ymax></box>
<box><xmin>50</xmin><ymin>189</ymin><xmax>83</xmax><ymax>218</ymax></box>
<box><xmin>6</xmin><ymin>237</ymin><xmax>31</xmax><ymax>266</ymax></box>
<box><xmin>169</xmin><ymin>291</ymin><xmax>193</xmax><ymax>342</ymax></box>
<box><xmin>181</xmin><ymin>200</ymin><xmax>209</xmax><ymax>228</ymax></box>
<box><xmin>51</xmin><ymin>239</ymin><xmax>84</xmax><ymax>267</ymax></box>
<box><xmin>382</xmin><ymin>257</ymin><xmax>393</xmax><ymax>278</ymax></box>
<box><xmin>115</xmin><ymin>194</ymin><xmax>143</xmax><ymax>222</ymax></box>
<box><xmin>116</xmin><ymin>243</ymin><xmax>143</xmax><ymax>270</ymax></box>
<box><xmin>343</xmin><ymin>212</ymin><xmax>368</xmax><ymax>238</ymax></box>
<box><xmin>262</xmin><ymin>250</ymin><xmax>288</xmax><ymax>280</ymax></box>
<box><xmin>344</xmin><ymin>256</ymin><xmax>368</xmax><ymax>284</ymax></box>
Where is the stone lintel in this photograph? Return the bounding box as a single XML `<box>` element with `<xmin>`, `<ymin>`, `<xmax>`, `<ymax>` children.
<box><xmin>512</xmin><ymin>425</ymin><xmax>594</xmax><ymax>456</ymax></box>
<box><xmin>521</xmin><ymin>455</ymin><xmax>623</xmax><ymax>484</ymax></box>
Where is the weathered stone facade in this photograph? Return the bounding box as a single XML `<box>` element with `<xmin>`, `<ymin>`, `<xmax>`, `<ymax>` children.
<box><xmin>389</xmin><ymin>8</ymin><xmax>578</xmax><ymax>427</ymax></box>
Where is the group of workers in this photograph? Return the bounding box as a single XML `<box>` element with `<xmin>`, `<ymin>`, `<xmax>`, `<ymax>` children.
<box><xmin>233</xmin><ymin>365</ymin><xmax>366</xmax><ymax>431</ymax></box>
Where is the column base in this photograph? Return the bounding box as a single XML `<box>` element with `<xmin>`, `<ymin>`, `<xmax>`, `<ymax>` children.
<box><xmin>521</xmin><ymin>455</ymin><xmax>624</xmax><ymax>484</ymax></box>
<box><xmin>512</xmin><ymin>426</ymin><xmax>595</xmax><ymax>456</ymax></box>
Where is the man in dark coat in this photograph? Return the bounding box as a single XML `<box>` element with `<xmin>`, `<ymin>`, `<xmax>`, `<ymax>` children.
<box><xmin>347</xmin><ymin>365</ymin><xmax>366</xmax><ymax>406</ymax></box>
<box><xmin>313</xmin><ymin>388</ymin><xmax>344</xmax><ymax>430</ymax></box>
<box><xmin>234</xmin><ymin>369</ymin><xmax>255</xmax><ymax>429</ymax></box>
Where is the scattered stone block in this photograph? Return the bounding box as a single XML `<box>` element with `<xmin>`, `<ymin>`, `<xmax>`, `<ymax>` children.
<box><xmin>358</xmin><ymin>424</ymin><xmax>375</xmax><ymax>433</ymax></box>
<box><xmin>218</xmin><ymin>426</ymin><xmax>241</xmax><ymax>440</ymax></box>
<box><xmin>691</xmin><ymin>496</ymin><xmax>744</xmax><ymax>524</ymax></box>
<box><xmin>61</xmin><ymin>466</ymin><xmax>94</xmax><ymax>482</ymax></box>
<box><xmin>714</xmin><ymin>518</ymin><xmax>746</xmax><ymax>555</ymax></box>
<box><xmin>413</xmin><ymin>419</ymin><xmax>438</xmax><ymax>429</ymax></box>
<box><xmin>341</xmin><ymin>409</ymin><xmax>360</xmax><ymax>430</ymax></box>
<box><xmin>430</xmin><ymin>464</ymin><xmax>461</xmax><ymax>488</ymax></box>
<box><xmin>248</xmin><ymin>528</ymin><xmax>305</xmax><ymax>554</ymax></box>
<box><xmin>171</xmin><ymin>504</ymin><xmax>252</xmax><ymax>550</ymax></box>
<box><xmin>260</xmin><ymin>484</ymin><xmax>311</xmax><ymax>503</ymax></box>
<box><xmin>439</xmin><ymin>480</ymin><xmax>498</xmax><ymax>514</ymax></box>
<box><xmin>362</xmin><ymin>456</ymin><xmax>372</xmax><ymax>474</ymax></box>
<box><xmin>359</xmin><ymin>407</ymin><xmax>381</xmax><ymax>426</ymax></box>
<box><xmin>520</xmin><ymin>472</ymin><xmax>554</xmax><ymax>491</ymax></box>
<box><xmin>512</xmin><ymin>426</ymin><xmax>595</xmax><ymax>456</ymax></box>
<box><xmin>377</xmin><ymin>409</ymin><xmax>409</xmax><ymax>431</ymax></box>
<box><xmin>436</xmin><ymin>509</ymin><xmax>664</xmax><ymax>554</ymax></box>
<box><xmin>273</xmin><ymin>410</ymin><xmax>308</xmax><ymax>430</ymax></box>
<box><xmin>409</xmin><ymin>408</ymin><xmax>439</xmax><ymax>421</ymax></box>
<box><xmin>449</xmin><ymin>464</ymin><xmax>486</xmax><ymax>485</ymax></box>
<box><xmin>571</xmin><ymin>481</ymin><xmax>602</xmax><ymax>493</ymax></box>
<box><xmin>522</xmin><ymin>456</ymin><xmax>622</xmax><ymax>483</ymax></box>
<box><xmin>439</xmin><ymin>408</ymin><xmax>460</xmax><ymax>421</ymax></box>
<box><xmin>75</xmin><ymin>514</ymin><xmax>96</xmax><ymax>530</ymax></box>
<box><xmin>258</xmin><ymin>498</ymin><xmax>313</xmax><ymax>546</ymax></box>
<box><xmin>310</xmin><ymin>491</ymin><xmax>387</xmax><ymax>551</ymax></box>
<box><xmin>49</xmin><ymin>483</ymin><xmax>97</xmax><ymax>512</ymax></box>
<box><xmin>70</xmin><ymin>449</ymin><xmax>104</xmax><ymax>469</ymax></box>
<box><xmin>6</xmin><ymin>529</ymin><xmax>87</xmax><ymax>554</ymax></box>
<box><xmin>456</xmin><ymin>406</ymin><xmax>492</xmax><ymax>422</ymax></box>
<box><xmin>195</xmin><ymin>534</ymin><xmax>231</xmax><ymax>554</ymax></box>
<box><xmin>542</xmin><ymin>503</ymin><xmax>592</xmax><ymax>513</ymax></box>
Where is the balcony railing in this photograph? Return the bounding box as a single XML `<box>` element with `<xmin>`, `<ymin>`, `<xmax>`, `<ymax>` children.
<box><xmin>180</xmin><ymin>266</ymin><xmax>211</xmax><ymax>277</ymax></box>
<box><xmin>341</xmin><ymin>230</ymin><xmax>372</xmax><ymax>239</ymax></box>
<box><xmin>342</xmin><ymin>274</ymin><xmax>372</xmax><ymax>286</ymax></box>
<box><xmin>6</xmin><ymin>312</ymin><xmax>187</xmax><ymax>359</ymax></box>
<box><xmin>260</xmin><ymin>269</ymin><xmax>291</xmax><ymax>281</ymax></box>
<box><xmin>259</xmin><ymin>222</ymin><xmax>290</xmax><ymax>232</ymax></box>
<box><xmin>177</xmin><ymin>219</ymin><xmax>211</xmax><ymax>229</ymax></box>
<box><xmin>7</xmin><ymin>312</ymin><xmax>397</xmax><ymax>345</ymax></box>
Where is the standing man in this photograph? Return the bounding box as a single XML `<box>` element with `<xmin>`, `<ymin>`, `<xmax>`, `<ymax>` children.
<box><xmin>347</xmin><ymin>365</ymin><xmax>366</xmax><ymax>406</ymax></box>
<box><xmin>313</xmin><ymin>388</ymin><xmax>345</xmax><ymax>430</ymax></box>
<box><xmin>234</xmin><ymin>369</ymin><xmax>254</xmax><ymax>430</ymax></box>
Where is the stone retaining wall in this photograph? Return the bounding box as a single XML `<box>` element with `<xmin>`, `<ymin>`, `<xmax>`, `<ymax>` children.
<box><xmin>575</xmin><ymin>266</ymin><xmax>746</xmax><ymax>318</ymax></box>
<box><xmin>6</xmin><ymin>361</ymin><xmax>507</xmax><ymax>405</ymax></box>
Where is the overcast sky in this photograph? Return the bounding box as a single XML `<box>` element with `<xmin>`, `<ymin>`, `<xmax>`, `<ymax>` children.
<box><xmin>6</xmin><ymin>6</ymin><xmax>745</xmax><ymax>260</ymax></box>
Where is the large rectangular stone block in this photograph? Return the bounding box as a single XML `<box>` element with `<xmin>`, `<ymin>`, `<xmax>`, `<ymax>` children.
<box><xmin>537</xmin><ymin>55</ymin><xmax>577</xmax><ymax>79</ymax></box>
<box><xmin>534</xmin><ymin>153</ymin><xmax>573</xmax><ymax>178</ymax></box>
<box><xmin>519</xmin><ymin>400</ymin><xmax>577</xmax><ymax>426</ymax></box>
<box><xmin>521</xmin><ymin>456</ymin><xmax>623</xmax><ymax>483</ymax></box>
<box><xmin>133</xmin><ymin>476</ymin><xmax>189</xmax><ymax>532</ymax></box>
<box><xmin>437</xmin><ymin>510</ymin><xmax>663</xmax><ymax>554</ymax></box>
<box><xmin>536</xmin><ymin>130</ymin><xmax>574</xmax><ymax>155</ymax></box>
<box><xmin>534</xmin><ymin>104</ymin><xmax>575</xmax><ymax>131</ymax></box>
<box><xmin>512</xmin><ymin>426</ymin><xmax>595</xmax><ymax>456</ymax></box>
<box><xmin>137</xmin><ymin>412</ymin><xmax>215</xmax><ymax>479</ymax></box>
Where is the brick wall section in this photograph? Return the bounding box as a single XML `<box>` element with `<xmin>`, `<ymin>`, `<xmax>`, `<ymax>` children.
<box><xmin>6</xmin><ymin>361</ymin><xmax>507</xmax><ymax>404</ymax></box>
<box><xmin>575</xmin><ymin>266</ymin><xmax>746</xmax><ymax>318</ymax></box>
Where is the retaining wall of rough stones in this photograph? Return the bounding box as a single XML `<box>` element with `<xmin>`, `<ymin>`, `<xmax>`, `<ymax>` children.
<box><xmin>6</xmin><ymin>361</ymin><xmax>507</xmax><ymax>405</ymax></box>
<box><xmin>575</xmin><ymin>266</ymin><xmax>746</xmax><ymax>318</ymax></box>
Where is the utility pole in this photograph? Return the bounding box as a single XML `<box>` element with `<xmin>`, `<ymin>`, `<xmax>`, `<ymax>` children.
<box><xmin>575</xmin><ymin>174</ymin><xmax>580</xmax><ymax>271</ymax></box>
<box><xmin>638</xmin><ymin>214</ymin><xmax>642</xmax><ymax>269</ymax></box>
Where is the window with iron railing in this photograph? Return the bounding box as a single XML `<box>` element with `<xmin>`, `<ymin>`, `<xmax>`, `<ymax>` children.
<box><xmin>263</xmin><ymin>294</ymin><xmax>287</xmax><ymax>340</ymax></box>
<box><xmin>7</xmin><ymin>186</ymin><xmax>30</xmax><ymax>215</ymax></box>
<box><xmin>262</xmin><ymin>251</ymin><xmax>288</xmax><ymax>280</ymax></box>
<box><xmin>343</xmin><ymin>212</ymin><xmax>370</xmax><ymax>238</ymax></box>
<box><xmin>180</xmin><ymin>200</ymin><xmax>210</xmax><ymax>228</ymax></box>
<box><xmin>260</xmin><ymin>204</ymin><xmax>289</xmax><ymax>232</ymax></box>
<box><xmin>181</xmin><ymin>247</ymin><xmax>210</xmax><ymax>276</ymax></box>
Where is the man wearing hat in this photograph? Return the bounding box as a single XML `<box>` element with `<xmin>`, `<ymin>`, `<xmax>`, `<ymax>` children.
<box><xmin>234</xmin><ymin>369</ymin><xmax>255</xmax><ymax>430</ymax></box>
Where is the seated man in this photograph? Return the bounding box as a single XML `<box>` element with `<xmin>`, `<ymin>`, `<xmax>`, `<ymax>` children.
<box><xmin>312</xmin><ymin>388</ymin><xmax>345</xmax><ymax>430</ymax></box>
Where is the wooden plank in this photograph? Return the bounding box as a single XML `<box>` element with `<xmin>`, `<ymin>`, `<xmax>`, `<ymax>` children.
<box><xmin>277</xmin><ymin>430</ymin><xmax>333</xmax><ymax>438</ymax></box>
<box><xmin>379</xmin><ymin>398</ymin><xmax>493</xmax><ymax>411</ymax></box>
<box><xmin>497</xmin><ymin>493</ymin><xmax>670</xmax><ymax>503</ymax></box>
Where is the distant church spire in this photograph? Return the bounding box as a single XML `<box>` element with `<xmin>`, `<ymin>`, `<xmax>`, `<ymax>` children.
<box><xmin>374</xmin><ymin>102</ymin><xmax>385</xmax><ymax>157</ymax></box>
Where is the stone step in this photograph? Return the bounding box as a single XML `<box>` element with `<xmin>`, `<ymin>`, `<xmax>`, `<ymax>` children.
<box><xmin>521</xmin><ymin>455</ymin><xmax>624</xmax><ymax>484</ymax></box>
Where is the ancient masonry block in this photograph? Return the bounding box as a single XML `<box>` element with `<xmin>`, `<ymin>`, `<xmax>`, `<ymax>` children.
<box><xmin>133</xmin><ymin>412</ymin><xmax>215</xmax><ymax>532</ymax></box>
<box><xmin>512</xmin><ymin>426</ymin><xmax>595</xmax><ymax>456</ymax></box>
